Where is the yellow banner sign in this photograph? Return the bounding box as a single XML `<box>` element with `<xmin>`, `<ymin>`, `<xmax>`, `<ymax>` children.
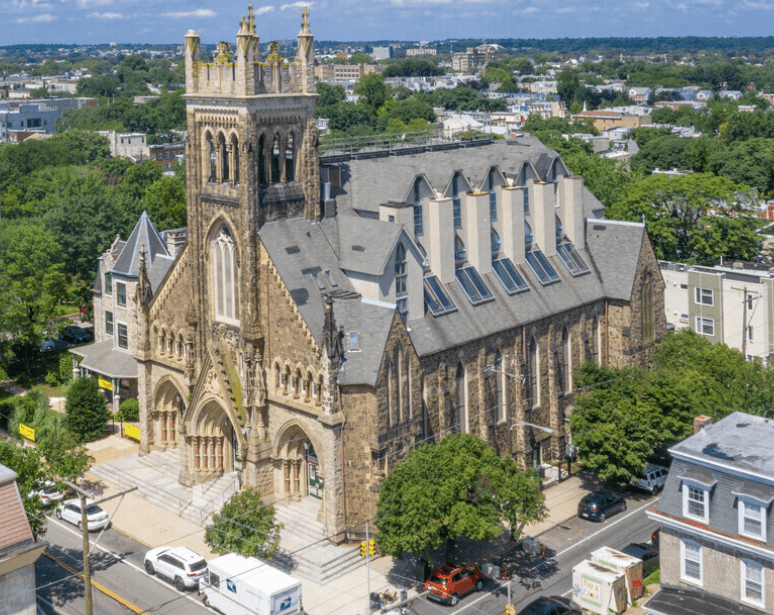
<box><xmin>19</xmin><ymin>423</ymin><xmax>35</xmax><ymax>441</ymax></box>
<box><xmin>124</xmin><ymin>423</ymin><xmax>141</xmax><ymax>441</ymax></box>
<box><xmin>98</xmin><ymin>378</ymin><xmax>113</xmax><ymax>391</ymax></box>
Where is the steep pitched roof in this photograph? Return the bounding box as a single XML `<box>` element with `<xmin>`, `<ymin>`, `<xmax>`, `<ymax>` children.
<box><xmin>333</xmin><ymin>216</ymin><xmax>404</xmax><ymax>276</ymax></box>
<box><xmin>0</xmin><ymin>464</ymin><xmax>33</xmax><ymax>554</ymax></box>
<box><xmin>111</xmin><ymin>211</ymin><xmax>169</xmax><ymax>277</ymax></box>
<box><xmin>585</xmin><ymin>219</ymin><xmax>645</xmax><ymax>302</ymax></box>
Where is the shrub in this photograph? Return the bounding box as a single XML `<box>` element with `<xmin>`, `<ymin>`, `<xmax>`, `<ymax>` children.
<box><xmin>205</xmin><ymin>489</ymin><xmax>281</xmax><ymax>559</ymax></box>
<box><xmin>59</xmin><ymin>354</ymin><xmax>75</xmax><ymax>384</ymax></box>
<box><xmin>65</xmin><ymin>377</ymin><xmax>110</xmax><ymax>441</ymax></box>
<box><xmin>45</xmin><ymin>371</ymin><xmax>61</xmax><ymax>387</ymax></box>
<box><xmin>117</xmin><ymin>398</ymin><xmax>139</xmax><ymax>422</ymax></box>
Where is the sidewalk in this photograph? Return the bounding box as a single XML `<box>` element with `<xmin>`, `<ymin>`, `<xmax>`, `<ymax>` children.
<box><xmin>82</xmin><ymin>436</ymin><xmax>598</xmax><ymax>615</ymax></box>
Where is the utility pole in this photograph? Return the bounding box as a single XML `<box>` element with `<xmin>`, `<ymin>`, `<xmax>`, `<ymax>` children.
<box><xmin>365</xmin><ymin>520</ymin><xmax>372</xmax><ymax>614</ymax></box>
<box><xmin>63</xmin><ymin>480</ymin><xmax>137</xmax><ymax>615</ymax></box>
<box><xmin>742</xmin><ymin>286</ymin><xmax>748</xmax><ymax>358</ymax></box>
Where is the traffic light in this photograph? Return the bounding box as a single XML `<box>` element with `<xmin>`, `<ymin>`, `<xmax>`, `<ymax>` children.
<box><xmin>360</xmin><ymin>541</ymin><xmax>367</xmax><ymax>557</ymax></box>
<box><xmin>368</xmin><ymin>539</ymin><xmax>376</xmax><ymax>556</ymax></box>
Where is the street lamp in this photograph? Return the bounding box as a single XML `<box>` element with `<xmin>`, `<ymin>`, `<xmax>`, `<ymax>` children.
<box><xmin>510</xmin><ymin>421</ymin><xmax>553</xmax><ymax>434</ymax></box>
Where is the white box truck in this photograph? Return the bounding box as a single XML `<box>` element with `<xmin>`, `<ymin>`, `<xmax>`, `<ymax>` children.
<box><xmin>571</xmin><ymin>559</ymin><xmax>628</xmax><ymax>615</ymax></box>
<box><xmin>200</xmin><ymin>553</ymin><xmax>303</xmax><ymax>615</ymax></box>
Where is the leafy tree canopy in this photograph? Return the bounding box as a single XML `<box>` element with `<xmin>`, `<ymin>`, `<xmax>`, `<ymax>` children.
<box><xmin>375</xmin><ymin>433</ymin><xmax>545</xmax><ymax>564</ymax></box>
<box><xmin>204</xmin><ymin>489</ymin><xmax>281</xmax><ymax>559</ymax></box>
<box><xmin>65</xmin><ymin>377</ymin><xmax>111</xmax><ymax>441</ymax></box>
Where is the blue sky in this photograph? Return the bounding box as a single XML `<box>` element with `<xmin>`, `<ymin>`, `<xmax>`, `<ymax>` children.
<box><xmin>1</xmin><ymin>0</ymin><xmax>773</xmax><ymax>46</ymax></box>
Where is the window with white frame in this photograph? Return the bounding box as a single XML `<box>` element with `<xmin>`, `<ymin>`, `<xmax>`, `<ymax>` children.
<box><xmin>683</xmin><ymin>483</ymin><xmax>710</xmax><ymax>523</ymax></box>
<box><xmin>105</xmin><ymin>311</ymin><xmax>114</xmax><ymax>336</ymax></box>
<box><xmin>212</xmin><ymin>227</ymin><xmax>238</xmax><ymax>324</ymax></box>
<box><xmin>742</xmin><ymin>560</ymin><xmax>765</xmax><ymax>606</ymax></box>
<box><xmin>117</xmin><ymin>323</ymin><xmax>128</xmax><ymax>349</ymax></box>
<box><xmin>681</xmin><ymin>539</ymin><xmax>703</xmax><ymax>585</ymax></box>
<box><xmin>695</xmin><ymin>287</ymin><xmax>713</xmax><ymax>305</ymax></box>
<box><xmin>739</xmin><ymin>498</ymin><xmax>766</xmax><ymax>541</ymax></box>
<box><xmin>116</xmin><ymin>282</ymin><xmax>126</xmax><ymax>307</ymax></box>
<box><xmin>695</xmin><ymin>317</ymin><xmax>714</xmax><ymax>336</ymax></box>
<box><xmin>105</xmin><ymin>273</ymin><xmax>112</xmax><ymax>295</ymax></box>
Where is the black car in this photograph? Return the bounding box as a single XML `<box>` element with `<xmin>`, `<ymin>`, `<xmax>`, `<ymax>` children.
<box><xmin>620</xmin><ymin>542</ymin><xmax>659</xmax><ymax>574</ymax></box>
<box><xmin>577</xmin><ymin>491</ymin><xmax>627</xmax><ymax>522</ymax></box>
<box><xmin>518</xmin><ymin>596</ymin><xmax>580</xmax><ymax>615</ymax></box>
<box><xmin>39</xmin><ymin>335</ymin><xmax>69</xmax><ymax>352</ymax></box>
<box><xmin>62</xmin><ymin>325</ymin><xmax>94</xmax><ymax>344</ymax></box>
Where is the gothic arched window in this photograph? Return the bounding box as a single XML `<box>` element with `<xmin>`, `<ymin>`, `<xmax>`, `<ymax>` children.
<box><xmin>205</xmin><ymin>132</ymin><xmax>215</xmax><ymax>183</ymax></box>
<box><xmin>395</xmin><ymin>243</ymin><xmax>407</xmax><ymax>319</ymax></box>
<box><xmin>218</xmin><ymin>133</ymin><xmax>229</xmax><ymax>184</ymax></box>
<box><xmin>212</xmin><ymin>227</ymin><xmax>238</xmax><ymax>324</ymax></box>
<box><xmin>285</xmin><ymin>132</ymin><xmax>295</xmax><ymax>182</ymax></box>
<box><xmin>528</xmin><ymin>337</ymin><xmax>539</xmax><ymax>409</ymax></box>
<box><xmin>258</xmin><ymin>135</ymin><xmax>267</xmax><ymax>186</ymax></box>
<box><xmin>271</xmin><ymin>134</ymin><xmax>281</xmax><ymax>184</ymax></box>
<box><xmin>455</xmin><ymin>361</ymin><xmax>467</xmax><ymax>433</ymax></box>
<box><xmin>642</xmin><ymin>277</ymin><xmax>654</xmax><ymax>344</ymax></box>
<box><xmin>230</xmin><ymin>134</ymin><xmax>239</xmax><ymax>185</ymax></box>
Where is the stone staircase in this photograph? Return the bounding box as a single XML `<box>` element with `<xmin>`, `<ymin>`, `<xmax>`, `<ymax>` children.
<box><xmin>88</xmin><ymin>448</ymin><xmax>238</xmax><ymax>526</ymax></box>
<box><xmin>271</xmin><ymin>498</ymin><xmax>364</xmax><ymax>584</ymax></box>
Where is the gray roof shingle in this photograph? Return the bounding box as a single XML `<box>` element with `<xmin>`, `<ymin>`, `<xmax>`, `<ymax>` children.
<box><xmin>585</xmin><ymin>219</ymin><xmax>645</xmax><ymax>302</ymax></box>
<box><xmin>112</xmin><ymin>211</ymin><xmax>169</xmax><ymax>278</ymax></box>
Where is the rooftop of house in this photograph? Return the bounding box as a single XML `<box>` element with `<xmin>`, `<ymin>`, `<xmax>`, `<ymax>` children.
<box><xmin>670</xmin><ymin>411</ymin><xmax>774</xmax><ymax>479</ymax></box>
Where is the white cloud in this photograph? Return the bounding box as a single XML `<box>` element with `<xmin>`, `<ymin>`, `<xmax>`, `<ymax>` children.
<box><xmin>281</xmin><ymin>1</ymin><xmax>312</xmax><ymax>9</ymax></box>
<box><xmin>88</xmin><ymin>11</ymin><xmax>123</xmax><ymax>18</ymax></box>
<box><xmin>6</xmin><ymin>0</ymin><xmax>52</xmax><ymax>9</ymax></box>
<box><xmin>693</xmin><ymin>0</ymin><xmax>721</xmax><ymax>4</ymax></box>
<box><xmin>77</xmin><ymin>0</ymin><xmax>112</xmax><ymax>7</ymax></box>
<box><xmin>522</xmin><ymin>5</ymin><xmax>539</xmax><ymax>12</ymax></box>
<box><xmin>256</xmin><ymin>5</ymin><xmax>274</xmax><ymax>14</ymax></box>
<box><xmin>160</xmin><ymin>8</ymin><xmax>216</xmax><ymax>18</ymax></box>
<box><xmin>17</xmin><ymin>12</ymin><xmax>55</xmax><ymax>21</ymax></box>
<box><xmin>633</xmin><ymin>1</ymin><xmax>649</xmax><ymax>8</ymax></box>
<box><xmin>737</xmin><ymin>0</ymin><xmax>774</xmax><ymax>7</ymax></box>
<box><xmin>557</xmin><ymin>6</ymin><xmax>575</xmax><ymax>12</ymax></box>
<box><xmin>677</xmin><ymin>2</ymin><xmax>688</xmax><ymax>8</ymax></box>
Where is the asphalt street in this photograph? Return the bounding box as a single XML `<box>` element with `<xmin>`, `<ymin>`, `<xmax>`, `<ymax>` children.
<box><xmin>407</xmin><ymin>492</ymin><xmax>659</xmax><ymax>615</ymax></box>
<box><xmin>36</xmin><ymin>511</ymin><xmax>211</xmax><ymax>615</ymax></box>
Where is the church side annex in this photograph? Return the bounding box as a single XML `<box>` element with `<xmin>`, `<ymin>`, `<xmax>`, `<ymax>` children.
<box><xmin>77</xmin><ymin>4</ymin><xmax>666</xmax><ymax>541</ymax></box>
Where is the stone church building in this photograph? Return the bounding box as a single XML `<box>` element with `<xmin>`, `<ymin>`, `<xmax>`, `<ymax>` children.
<box><xmin>80</xmin><ymin>5</ymin><xmax>666</xmax><ymax>540</ymax></box>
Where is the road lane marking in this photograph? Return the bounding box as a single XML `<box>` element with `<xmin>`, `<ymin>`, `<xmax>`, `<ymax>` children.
<box><xmin>450</xmin><ymin>498</ymin><xmax>656</xmax><ymax>614</ymax></box>
<box><xmin>47</xmin><ymin>517</ymin><xmax>206</xmax><ymax>610</ymax></box>
<box><xmin>44</xmin><ymin>552</ymin><xmax>147</xmax><ymax>614</ymax></box>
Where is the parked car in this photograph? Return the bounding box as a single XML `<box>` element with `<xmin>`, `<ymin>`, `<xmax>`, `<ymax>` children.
<box><xmin>144</xmin><ymin>546</ymin><xmax>208</xmax><ymax>591</ymax></box>
<box><xmin>632</xmin><ymin>464</ymin><xmax>668</xmax><ymax>494</ymax></box>
<box><xmin>28</xmin><ymin>480</ymin><xmax>66</xmax><ymax>507</ymax></box>
<box><xmin>620</xmin><ymin>542</ymin><xmax>659</xmax><ymax>574</ymax></box>
<box><xmin>55</xmin><ymin>499</ymin><xmax>110</xmax><ymax>531</ymax></box>
<box><xmin>39</xmin><ymin>335</ymin><xmax>69</xmax><ymax>353</ymax></box>
<box><xmin>62</xmin><ymin>326</ymin><xmax>94</xmax><ymax>344</ymax></box>
<box><xmin>425</xmin><ymin>564</ymin><xmax>484</xmax><ymax>606</ymax></box>
<box><xmin>518</xmin><ymin>596</ymin><xmax>581</xmax><ymax>615</ymax></box>
<box><xmin>577</xmin><ymin>491</ymin><xmax>627</xmax><ymax>522</ymax></box>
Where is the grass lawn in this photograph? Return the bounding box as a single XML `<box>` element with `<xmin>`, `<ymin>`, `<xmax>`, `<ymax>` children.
<box><xmin>643</xmin><ymin>568</ymin><xmax>660</xmax><ymax>586</ymax></box>
<box><xmin>30</xmin><ymin>383</ymin><xmax>68</xmax><ymax>398</ymax></box>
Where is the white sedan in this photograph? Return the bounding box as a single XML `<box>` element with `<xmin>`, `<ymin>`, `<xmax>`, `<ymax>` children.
<box><xmin>29</xmin><ymin>480</ymin><xmax>66</xmax><ymax>506</ymax></box>
<box><xmin>55</xmin><ymin>498</ymin><xmax>110</xmax><ymax>532</ymax></box>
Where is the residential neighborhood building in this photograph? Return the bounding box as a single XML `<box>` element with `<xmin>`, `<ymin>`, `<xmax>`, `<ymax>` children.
<box><xmin>570</xmin><ymin>109</ymin><xmax>651</xmax><ymax>132</ymax></box>
<box><xmin>659</xmin><ymin>260</ymin><xmax>774</xmax><ymax>363</ymax></box>
<box><xmin>646</xmin><ymin>412</ymin><xmax>774</xmax><ymax>615</ymax></box>
<box><xmin>628</xmin><ymin>86</ymin><xmax>653</xmax><ymax>104</ymax></box>
<box><xmin>314</xmin><ymin>63</ymin><xmax>383</xmax><ymax>81</ymax></box>
<box><xmin>451</xmin><ymin>44</ymin><xmax>501</xmax><ymax>72</ymax></box>
<box><xmin>98</xmin><ymin>130</ymin><xmax>150</xmax><ymax>160</ymax></box>
<box><xmin>0</xmin><ymin>97</ymin><xmax>97</xmax><ymax>141</ymax></box>
<box><xmin>148</xmin><ymin>141</ymin><xmax>185</xmax><ymax>169</ymax></box>
<box><xmin>406</xmin><ymin>47</ymin><xmax>436</xmax><ymax>57</ymax></box>
<box><xmin>0</xmin><ymin>463</ymin><xmax>47</xmax><ymax>615</ymax></box>
<box><xmin>73</xmin><ymin>6</ymin><xmax>667</xmax><ymax>542</ymax></box>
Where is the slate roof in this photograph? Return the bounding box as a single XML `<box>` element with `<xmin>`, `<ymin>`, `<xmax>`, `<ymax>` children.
<box><xmin>331</xmin><ymin>138</ymin><xmax>564</xmax><ymax>216</ymax></box>
<box><xmin>70</xmin><ymin>339</ymin><xmax>139</xmax><ymax>379</ymax></box>
<box><xmin>112</xmin><ymin>211</ymin><xmax>170</xmax><ymax>278</ymax></box>
<box><xmin>669</xmin><ymin>411</ymin><xmax>774</xmax><ymax>479</ymax></box>
<box><xmin>258</xmin><ymin>217</ymin><xmax>394</xmax><ymax>387</ymax></box>
<box><xmin>585</xmin><ymin>219</ymin><xmax>645</xmax><ymax>302</ymax></box>
<box><xmin>334</xmin><ymin>216</ymin><xmax>404</xmax><ymax>276</ymax></box>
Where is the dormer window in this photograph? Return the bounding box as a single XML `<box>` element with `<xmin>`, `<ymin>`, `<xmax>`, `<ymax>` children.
<box><xmin>413</xmin><ymin>179</ymin><xmax>424</xmax><ymax>236</ymax></box>
<box><xmin>488</xmin><ymin>170</ymin><xmax>497</xmax><ymax>222</ymax></box>
<box><xmin>491</xmin><ymin>228</ymin><xmax>502</xmax><ymax>255</ymax></box>
<box><xmin>452</xmin><ymin>173</ymin><xmax>462</xmax><ymax>229</ymax></box>
<box><xmin>555</xmin><ymin>214</ymin><xmax>564</xmax><ymax>238</ymax></box>
<box><xmin>454</xmin><ymin>235</ymin><xmax>466</xmax><ymax>264</ymax></box>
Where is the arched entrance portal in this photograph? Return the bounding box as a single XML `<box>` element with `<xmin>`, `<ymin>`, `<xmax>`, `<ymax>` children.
<box><xmin>190</xmin><ymin>400</ymin><xmax>239</xmax><ymax>479</ymax></box>
<box><xmin>276</xmin><ymin>424</ymin><xmax>323</xmax><ymax>502</ymax></box>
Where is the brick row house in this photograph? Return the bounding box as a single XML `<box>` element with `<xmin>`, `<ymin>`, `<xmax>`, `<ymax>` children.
<box><xmin>75</xmin><ymin>5</ymin><xmax>666</xmax><ymax>540</ymax></box>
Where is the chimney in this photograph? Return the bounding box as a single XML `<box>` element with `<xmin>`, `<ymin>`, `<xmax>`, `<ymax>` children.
<box><xmin>501</xmin><ymin>186</ymin><xmax>525</xmax><ymax>264</ymax></box>
<box><xmin>465</xmin><ymin>191</ymin><xmax>492</xmax><ymax>274</ymax></box>
<box><xmin>693</xmin><ymin>415</ymin><xmax>713</xmax><ymax>434</ymax></box>
<box><xmin>531</xmin><ymin>181</ymin><xmax>557</xmax><ymax>257</ymax></box>
<box><xmin>427</xmin><ymin>197</ymin><xmax>454</xmax><ymax>284</ymax></box>
<box><xmin>560</xmin><ymin>175</ymin><xmax>585</xmax><ymax>246</ymax></box>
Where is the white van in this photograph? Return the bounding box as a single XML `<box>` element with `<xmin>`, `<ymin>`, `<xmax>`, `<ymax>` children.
<box><xmin>200</xmin><ymin>553</ymin><xmax>303</xmax><ymax>615</ymax></box>
<box><xmin>633</xmin><ymin>464</ymin><xmax>668</xmax><ymax>494</ymax></box>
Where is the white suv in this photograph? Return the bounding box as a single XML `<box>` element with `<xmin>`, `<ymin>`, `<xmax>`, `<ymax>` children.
<box><xmin>144</xmin><ymin>546</ymin><xmax>207</xmax><ymax>591</ymax></box>
<box><xmin>633</xmin><ymin>464</ymin><xmax>668</xmax><ymax>494</ymax></box>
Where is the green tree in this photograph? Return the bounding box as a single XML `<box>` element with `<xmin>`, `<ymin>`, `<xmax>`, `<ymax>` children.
<box><xmin>39</xmin><ymin>431</ymin><xmax>94</xmax><ymax>481</ymax></box>
<box><xmin>205</xmin><ymin>489</ymin><xmax>282</xmax><ymax>559</ymax></box>
<box><xmin>354</xmin><ymin>73</ymin><xmax>392</xmax><ymax>114</ymax></box>
<box><xmin>0</xmin><ymin>223</ymin><xmax>67</xmax><ymax>373</ymax></box>
<box><xmin>142</xmin><ymin>175</ymin><xmax>187</xmax><ymax>230</ymax></box>
<box><xmin>607</xmin><ymin>173</ymin><xmax>762</xmax><ymax>265</ymax></box>
<box><xmin>0</xmin><ymin>440</ymin><xmax>46</xmax><ymax>536</ymax></box>
<box><xmin>65</xmin><ymin>377</ymin><xmax>111</xmax><ymax>442</ymax></box>
<box><xmin>315</xmin><ymin>82</ymin><xmax>346</xmax><ymax>107</ymax></box>
<box><xmin>375</xmin><ymin>433</ymin><xmax>545</xmax><ymax>564</ymax></box>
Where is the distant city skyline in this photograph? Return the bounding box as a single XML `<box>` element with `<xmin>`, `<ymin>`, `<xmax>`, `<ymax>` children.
<box><xmin>0</xmin><ymin>0</ymin><xmax>768</xmax><ymax>47</ymax></box>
